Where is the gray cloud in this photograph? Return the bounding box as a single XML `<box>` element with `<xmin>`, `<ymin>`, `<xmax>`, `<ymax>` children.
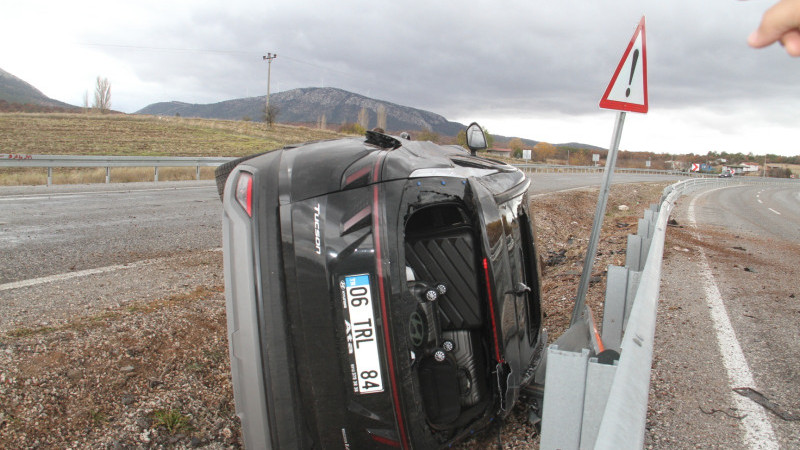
<box><xmin>8</xmin><ymin>0</ymin><xmax>796</xmax><ymax>154</ymax></box>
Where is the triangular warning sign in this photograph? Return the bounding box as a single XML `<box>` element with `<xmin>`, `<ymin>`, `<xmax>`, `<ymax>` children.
<box><xmin>600</xmin><ymin>17</ymin><xmax>648</xmax><ymax>113</ymax></box>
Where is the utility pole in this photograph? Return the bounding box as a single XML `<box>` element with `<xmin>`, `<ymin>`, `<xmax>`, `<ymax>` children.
<box><xmin>263</xmin><ymin>52</ymin><xmax>277</xmax><ymax>124</ymax></box>
<box><xmin>763</xmin><ymin>154</ymin><xmax>767</xmax><ymax>177</ymax></box>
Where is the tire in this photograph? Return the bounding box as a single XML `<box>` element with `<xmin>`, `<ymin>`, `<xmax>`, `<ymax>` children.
<box><xmin>215</xmin><ymin>152</ymin><xmax>268</xmax><ymax>201</ymax></box>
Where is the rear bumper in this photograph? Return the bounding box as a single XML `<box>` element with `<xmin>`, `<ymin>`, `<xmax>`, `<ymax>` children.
<box><xmin>222</xmin><ymin>154</ymin><xmax>306</xmax><ymax>449</ymax></box>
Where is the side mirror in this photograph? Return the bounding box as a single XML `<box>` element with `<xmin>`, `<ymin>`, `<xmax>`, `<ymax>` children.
<box><xmin>465</xmin><ymin>122</ymin><xmax>487</xmax><ymax>156</ymax></box>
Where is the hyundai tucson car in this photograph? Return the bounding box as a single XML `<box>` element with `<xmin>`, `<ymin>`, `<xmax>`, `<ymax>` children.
<box><xmin>218</xmin><ymin>124</ymin><xmax>545</xmax><ymax>449</ymax></box>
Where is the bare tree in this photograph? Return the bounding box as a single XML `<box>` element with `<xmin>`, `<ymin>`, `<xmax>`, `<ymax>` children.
<box><xmin>357</xmin><ymin>107</ymin><xmax>369</xmax><ymax>130</ymax></box>
<box><xmin>92</xmin><ymin>76</ymin><xmax>111</xmax><ymax>113</ymax></box>
<box><xmin>377</xmin><ymin>104</ymin><xmax>387</xmax><ymax>131</ymax></box>
<box><xmin>263</xmin><ymin>104</ymin><xmax>279</xmax><ymax>126</ymax></box>
<box><xmin>318</xmin><ymin>113</ymin><xmax>327</xmax><ymax>130</ymax></box>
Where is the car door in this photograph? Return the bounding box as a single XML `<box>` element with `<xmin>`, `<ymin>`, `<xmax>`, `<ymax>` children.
<box><xmin>467</xmin><ymin>177</ymin><xmax>523</xmax><ymax>410</ymax></box>
<box><xmin>497</xmin><ymin>193</ymin><xmax>543</xmax><ymax>371</ymax></box>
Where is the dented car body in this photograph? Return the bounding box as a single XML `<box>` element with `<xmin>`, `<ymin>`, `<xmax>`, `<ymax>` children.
<box><xmin>221</xmin><ymin>130</ymin><xmax>545</xmax><ymax>448</ymax></box>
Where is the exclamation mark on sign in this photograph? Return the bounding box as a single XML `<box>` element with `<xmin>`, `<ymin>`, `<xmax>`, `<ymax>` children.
<box><xmin>625</xmin><ymin>49</ymin><xmax>640</xmax><ymax>98</ymax></box>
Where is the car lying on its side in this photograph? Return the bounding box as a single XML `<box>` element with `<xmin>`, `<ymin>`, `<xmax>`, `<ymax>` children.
<box><xmin>217</xmin><ymin>124</ymin><xmax>545</xmax><ymax>449</ymax></box>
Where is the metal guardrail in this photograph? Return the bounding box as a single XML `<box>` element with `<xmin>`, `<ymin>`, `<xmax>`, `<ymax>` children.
<box><xmin>2</xmin><ymin>154</ymin><xmax>718</xmax><ymax>186</ymax></box>
<box><xmin>0</xmin><ymin>154</ymin><xmax>234</xmax><ymax>185</ymax></box>
<box><xmin>516</xmin><ymin>164</ymin><xmax>711</xmax><ymax>177</ymax></box>
<box><xmin>540</xmin><ymin>176</ymin><xmax>797</xmax><ymax>449</ymax></box>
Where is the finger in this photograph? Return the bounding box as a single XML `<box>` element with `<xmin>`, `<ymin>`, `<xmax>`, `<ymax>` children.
<box><xmin>781</xmin><ymin>28</ymin><xmax>800</xmax><ymax>55</ymax></box>
<box><xmin>749</xmin><ymin>0</ymin><xmax>800</xmax><ymax>47</ymax></box>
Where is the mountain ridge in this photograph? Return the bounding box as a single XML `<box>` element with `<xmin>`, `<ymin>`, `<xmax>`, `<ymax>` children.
<box><xmin>136</xmin><ymin>87</ymin><xmax>468</xmax><ymax>137</ymax></box>
<box><xmin>0</xmin><ymin>67</ymin><xmax>77</xmax><ymax>110</ymax></box>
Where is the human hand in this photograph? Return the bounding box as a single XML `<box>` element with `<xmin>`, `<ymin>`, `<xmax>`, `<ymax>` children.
<box><xmin>748</xmin><ymin>0</ymin><xmax>800</xmax><ymax>56</ymax></box>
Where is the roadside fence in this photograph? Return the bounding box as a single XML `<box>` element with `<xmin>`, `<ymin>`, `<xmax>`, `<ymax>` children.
<box><xmin>0</xmin><ymin>154</ymin><xmax>233</xmax><ymax>186</ymax></box>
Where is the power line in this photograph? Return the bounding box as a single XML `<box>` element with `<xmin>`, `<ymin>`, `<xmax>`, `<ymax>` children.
<box><xmin>77</xmin><ymin>42</ymin><xmax>258</xmax><ymax>56</ymax></box>
<box><xmin>78</xmin><ymin>42</ymin><xmax>364</xmax><ymax>79</ymax></box>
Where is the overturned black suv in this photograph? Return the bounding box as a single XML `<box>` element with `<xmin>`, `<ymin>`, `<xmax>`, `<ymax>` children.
<box><xmin>218</xmin><ymin>124</ymin><xmax>545</xmax><ymax>449</ymax></box>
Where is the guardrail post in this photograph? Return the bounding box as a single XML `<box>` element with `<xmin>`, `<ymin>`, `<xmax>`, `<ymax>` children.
<box><xmin>106</xmin><ymin>167</ymin><xmax>110</xmax><ymax>184</ymax></box>
<box><xmin>626</xmin><ymin>234</ymin><xmax>651</xmax><ymax>272</ymax></box>
<box><xmin>154</xmin><ymin>166</ymin><xmax>159</xmax><ymax>183</ymax></box>
<box><xmin>541</xmin><ymin>346</ymin><xmax>590</xmax><ymax>450</ymax></box>
<box><xmin>580</xmin><ymin>359</ymin><xmax>618</xmax><ymax>449</ymax></box>
<box><xmin>603</xmin><ymin>265</ymin><xmax>627</xmax><ymax>350</ymax></box>
<box><xmin>47</xmin><ymin>167</ymin><xmax>52</xmax><ymax>186</ymax></box>
<box><xmin>603</xmin><ymin>265</ymin><xmax>643</xmax><ymax>350</ymax></box>
<box><xmin>196</xmin><ymin>166</ymin><xmax>201</xmax><ymax>180</ymax></box>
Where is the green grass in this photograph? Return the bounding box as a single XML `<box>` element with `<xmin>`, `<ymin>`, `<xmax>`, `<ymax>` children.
<box><xmin>88</xmin><ymin>409</ymin><xmax>108</xmax><ymax>426</ymax></box>
<box><xmin>152</xmin><ymin>409</ymin><xmax>193</xmax><ymax>434</ymax></box>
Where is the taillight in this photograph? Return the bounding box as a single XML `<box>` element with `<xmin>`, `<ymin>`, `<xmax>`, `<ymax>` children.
<box><xmin>234</xmin><ymin>172</ymin><xmax>253</xmax><ymax>216</ymax></box>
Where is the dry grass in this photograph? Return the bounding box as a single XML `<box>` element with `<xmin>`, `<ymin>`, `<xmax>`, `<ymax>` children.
<box><xmin>0</xmin><ymin>112</ymin><xmax>343</xmax><ymax>158</ymax></box>
<box><xmin>0</xmin><ymin>166</ymin><xmax>217</xmax><ymax>185</ymax></box>
<box><xmin>770</xmin><ymin>162</ymin><xmax>800</xmax><ymax>175</ymax></box>
<box><xmin>0</xmin><ymin>112</ymin><xmax>348</xmax><ymax>185</ymax></box>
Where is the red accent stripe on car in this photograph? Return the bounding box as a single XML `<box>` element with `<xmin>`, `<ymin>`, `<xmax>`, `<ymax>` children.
<box><xmin>345</xmin><ymin>165</ymin><xmax>373</xmax><ymax>186</ymax></box>
<box><xmin>483</xmin><ymin>258</ymin><xmax>504</xmax><ymax>364</ymax></box>
<box><xmin>370</xmin><ymin>433</ymin><xmax>401</xmax><ymax>448</ymax></box>
<box><xmin>342</xmin><ymin>206</ymin><xmax>372</xmax><ymax>235</ymax></box>
<box><xmin>372</xmin><ymin>157</ymin><xmax>410</xmax><ymax>449</ymax></box>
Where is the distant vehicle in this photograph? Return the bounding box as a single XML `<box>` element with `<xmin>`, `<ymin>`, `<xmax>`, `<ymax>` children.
<box><xmin>216</xmin><ymin>124</ymin><xmax>546</xmax><ymax>449</ymax></box>
<box><xmin>718</xmin><ymin>171</ymin><xmax>733</xmax><ymax>178</ymax></box>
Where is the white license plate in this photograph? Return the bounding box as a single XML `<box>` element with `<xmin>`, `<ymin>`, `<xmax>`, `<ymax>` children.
<box><xmin>341</xmin><ymin>274</ymin><xmax>384</xmax><ymax>394</ymax></box>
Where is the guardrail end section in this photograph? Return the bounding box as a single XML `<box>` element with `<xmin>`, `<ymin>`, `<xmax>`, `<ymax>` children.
<box><xmin>541</xmin><ymin>346</ymin><xmax>590</xmax><ymax>450</ymax></box>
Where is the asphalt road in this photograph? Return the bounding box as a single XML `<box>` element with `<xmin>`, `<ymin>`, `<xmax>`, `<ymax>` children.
<box><xmin>0</xmin><ymin>181</ymin><xmax>221</xmax><ymax>284</ymax></box>
<box><xmin>689</xmin><ymin>184</ymin><xmax>800</xmax><ymax>244</ymax></box>
<box><xmin>649</xmin><ymin>183</ymin><xmax>800</xmax><ymax>448</ymax></box>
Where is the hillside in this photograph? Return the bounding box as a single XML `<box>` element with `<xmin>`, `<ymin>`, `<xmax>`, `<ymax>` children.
<box><xmin>0</xmin><ymin>113</ymin><xmax>344</xmax><ymax>157</ymax></box>
<box><xmin>0</xmin><ymin>68</ymin><xmax>76</xmax><ymax>110</ymax></box>
<box><xmin>0</xmin><ymin>68</ymin><xmax>609</xmax><ymax>151</ymax></box>
<box><xmin>137</xmin><ymin>87</ymin><xmax>467</xmax><ymax>136</ymax></box>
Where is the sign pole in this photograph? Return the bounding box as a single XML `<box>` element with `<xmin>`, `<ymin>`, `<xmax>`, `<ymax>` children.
<box><xmin>569</xmin><ymin>16</ymin><xmax>647</xmax><ymax>326</ymax></box>
<box><xmin>570</xmin><ymin>110</ymin><xmax>626</xmax><ymax>326</ymax></box>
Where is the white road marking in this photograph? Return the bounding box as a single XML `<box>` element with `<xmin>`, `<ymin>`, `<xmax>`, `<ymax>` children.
<box><xmin>0</xmin><ymin>194</ymin><xmax>89</xmax><ymax>202</ymax></box>
<box><xmin>530</xmin><ymin>185</ymin><xmax>593</xmax><ymax>198</ymax></box>
<box><xmin>0</xmin><ymin>261</ymin><xmax>152</xmax><ymax>291</ymax></box>
<box><xmin>0</xmin><ymin>185</ymin><xmax>215</xmax><ymax>202</ymax></box>
<box><xmin>768</xmin><ymin>208</ymin><xmax>781</xmax><ymax>215</ymax></box>
<box><xmin>0</xmin><ymin>248</ymin><xmax>222</xmax><ymax>292</ymax></box>
<box><xmin>757</xmin><ymin>199</ymin><xmax>763</xmax><ymax>204</ymax></box>
<box><xmin>688</xmin><ymin>190</ymin><xmax>778</xmax><ymax>450</ymax></box>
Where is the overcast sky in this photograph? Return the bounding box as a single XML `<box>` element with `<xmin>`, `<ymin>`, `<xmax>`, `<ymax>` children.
<box><xmin>3</xmin><ymin>0</ymin><xmax>799</xmax><ymax>156</ymax></box>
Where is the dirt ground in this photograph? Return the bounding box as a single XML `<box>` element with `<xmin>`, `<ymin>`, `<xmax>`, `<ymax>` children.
<box><xmin>0</xmin><ymin>182</ymin><xmax>668</xmax><ymax>449</ymax></box>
